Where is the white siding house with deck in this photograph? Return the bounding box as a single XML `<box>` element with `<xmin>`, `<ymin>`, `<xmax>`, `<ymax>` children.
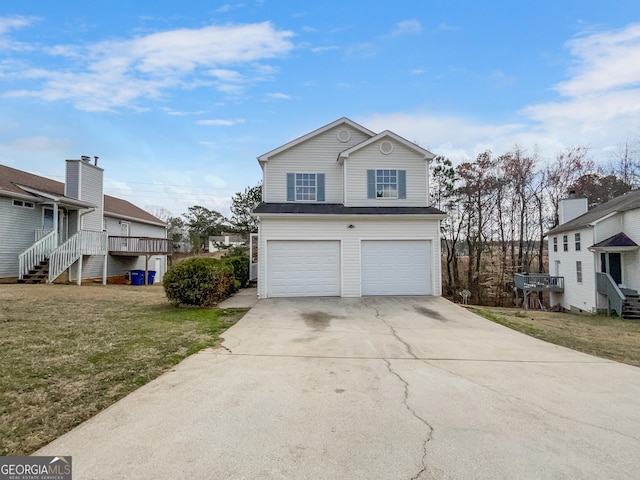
<box><xmin>0</xmin><ymin>160</ymin><xmax>169</xmax><ymax>284</ymax></box>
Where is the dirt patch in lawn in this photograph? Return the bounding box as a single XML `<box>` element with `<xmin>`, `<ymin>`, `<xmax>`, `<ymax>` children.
<box><xmin>472</xmin><ymin>306</ymin><xmax>640</xmax><ymax>367</ymax></box>
<box><xmin>0</xmin><ymin>284</ymin><xmax>248</xmax><ymax>456</ymax></box>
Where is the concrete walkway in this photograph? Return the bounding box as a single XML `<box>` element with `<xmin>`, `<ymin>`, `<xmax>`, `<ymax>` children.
<box><xmin>217</xmin><ymin>286</ymin><xmax>259</xmax><ymax>308</ymax></box>
<box><xmin>38</xmin><ymin>297</ymin><xmax>640</xmax><ymax>479</ymax></box>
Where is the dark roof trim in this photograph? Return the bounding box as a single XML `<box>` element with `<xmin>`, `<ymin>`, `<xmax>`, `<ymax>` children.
<box><xmin>546</xmin><ymin>189</ymin><xmax>640</xmax><ymax>235</ymax></box>
<box><xmin>253</xmin><ymin>202</ymin><xmax>446</xmax><ymax>216</ymax></box>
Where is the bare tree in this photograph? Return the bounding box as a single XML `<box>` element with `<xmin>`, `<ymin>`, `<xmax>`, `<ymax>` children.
<box><xmin>544</xmin><ymin>146</ymin><xmax>593</xmax><ymax>229</ymax></box>
<box><xmin>608</xmin><ymin>136</ymin><xmax>640</xmax><ymax>188</ymax></box>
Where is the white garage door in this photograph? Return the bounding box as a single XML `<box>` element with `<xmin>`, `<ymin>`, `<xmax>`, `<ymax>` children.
<box><xmin>267</xmin><ymin>241</ymin><xmax>341</xmax><ymax>297</ymax></box>
<box><xmin>361</xmin><ymin>240</ymin><xmax>431</xmax><ymax>296</ymax></box>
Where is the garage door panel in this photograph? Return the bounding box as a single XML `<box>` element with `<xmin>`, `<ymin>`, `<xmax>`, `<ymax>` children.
<box><xmin>268</xmin><ymin>241</ymin><xmax>340</xmax><ymax>297</ymax></box>
<box><xmin>361</xmin><ymin>240</ymin><xmax>431</xmax><ymax>296</ymax></box>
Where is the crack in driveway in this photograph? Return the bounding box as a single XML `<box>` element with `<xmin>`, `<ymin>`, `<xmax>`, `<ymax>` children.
<box><xmin>368</xmin><ymin>302</ymin><xmax>434</xmax><ymax>480</ymax></box>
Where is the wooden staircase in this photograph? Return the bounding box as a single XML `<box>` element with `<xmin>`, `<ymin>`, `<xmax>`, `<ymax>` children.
<box><xmin>622</xmin><ymin>293</ymin><xmax>640</xmax><ymax>320</ymax></box>
<box><xmin>17</xmin><ymin>259</ymin><xmax>50</xmax><ymax>284</ymax></box>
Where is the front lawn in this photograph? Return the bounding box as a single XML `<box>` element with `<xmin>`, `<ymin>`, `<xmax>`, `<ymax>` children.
<box><xmin>472</xmin><ymin>306</ymin><xmax>640</xmax><ymax>367</ymax></box>
<box><xmin>0</xmin><ymin>284</ymin><xmax>247</xmax><ymax>456</ymax></box>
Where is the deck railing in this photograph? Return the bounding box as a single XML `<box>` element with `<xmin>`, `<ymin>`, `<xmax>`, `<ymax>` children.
<box><xmin>18</xmin><ymin>230</ymin><xmax>58</xmax><ymax>280</ymax></box>
<box><xmin>48</xmin><ymin>231</ymin><xmax>107</xmax><ymax>283</ymax></box>
<box><xmin>514</xmin><ymin>273</ymin><xmax>564</xmax><ymax>292</ymax></box>
<box><xmin>108</xmin><ymin>236</ymin><xmax>172</xmax><ymax>255</ymax></box>
<box><xmin>596</xmin><ymin>272</ymin><xmax>625</xmax><ymax>317</ymax></box>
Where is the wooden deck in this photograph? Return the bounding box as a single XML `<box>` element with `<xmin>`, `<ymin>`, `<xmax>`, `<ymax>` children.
<box><xmin>108</xmin><ymin>236</ymin><xmax>172</xmax><ymax>256</ymax></box>
<box><xmin>514</xmin><ymin>273</ymin><xmax>564</xmax><ymax>293</ymax></box>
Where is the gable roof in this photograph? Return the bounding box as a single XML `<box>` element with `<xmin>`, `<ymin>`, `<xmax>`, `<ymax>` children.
<box><xmin>547</xmin><ymin>189</ymin><xmax>640</xmax><ymax>236</ymax></box>
<box><xmin>257</xmin><ymin>117</ymin><xmax>375</xmax><ymax>162</ymax></box>
<box><xmin>337</xmin><ymin>130</ymin><xmax>435</xmax><ymax>163</ymax></box>
<box><xmin>591</xmin><ymin>232</ymin><xmax>639</xmax><ymax>249</ymax></box>
<box><xmin>0</xmin><ymin>163</ymin><xmax>165</xmax><ymax>226</ymax></box>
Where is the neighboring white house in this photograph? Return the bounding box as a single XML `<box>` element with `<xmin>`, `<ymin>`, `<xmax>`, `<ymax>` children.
<box><xmin>209</xmin><ymin>232</ymin><xmax>245</xmax><ymax>253</ymax></box>
<box><xmin>547</xmin><ymin>190</ymin><xmax>640</xmax><ymax>319</ymax></box>
<box><xmin>0</xmin><ymin>159</ymin><xmax>169</xmax><ymax>284</ymax></box>
<box><xmin>252</xmin><ymin>117</ymin><xmax>446</xmax><ymax>298</ymax></box>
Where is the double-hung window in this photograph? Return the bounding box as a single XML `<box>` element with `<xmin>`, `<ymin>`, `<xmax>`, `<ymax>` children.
<box><xmin>576</xmin><ymin>261</ymin><xmax>583</xmax><ymax>283</ymax></box>
<box><xmin>367</xmin><ymin>169</ymin><xmax>406</xmax><ymax>199</ymax></box>
<box><xmin>575</xmin><ymin>233</ymin><xmax>581</xmax><ymax>251</ymax></box>
<box><xmin>286</xmin><ymin>173</ymin><xmax>325</xmax><ymax>202</ymax></box>
<box><xmin>553</xmin><ymin>237</ymin><xmax>558</xmax><ymax>252</ymax></box>
<box><xmin>376</xmin><ymin>169</ymin><xmax>397</xmax><ymax>198</ymax></box>
<box><xmin>295</xmin><ymin>173</ymin><xmax>316</xmax><ymax>201</ymax></box>
<box><xmin>563</xmin><ymin>235</ymin><xmax>568</xmax><ymax>251</ymax></box>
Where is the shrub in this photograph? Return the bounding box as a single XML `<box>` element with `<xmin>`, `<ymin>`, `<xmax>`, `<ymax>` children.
<box><xmin>163</xmin><ymin>257</ymin><xmax>234</xmax><ymax>307</ymax></box>
<box><xmin>223</xmin><ymin>255</ymin><xmax>250</xmax><ymax>287</ymax></box>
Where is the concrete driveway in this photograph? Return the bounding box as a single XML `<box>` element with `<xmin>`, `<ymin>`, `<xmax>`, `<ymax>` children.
<box><xmin>38</xmin><ymin>296</ymin><xmax>640</xmax><ymax>479</ymax></box>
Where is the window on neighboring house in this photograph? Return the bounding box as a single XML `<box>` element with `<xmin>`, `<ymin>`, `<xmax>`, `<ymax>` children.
<box><xmin>295</xmin><ymin>173</ymin><xmax>316</xmax><ymax>201</ymax></box>
<box><xmin>13</xmin><ymin>199</ymin><xmax>34</xmax><ymax>209</ymax></box>
<box><xmin>286</xmin><ymin>173</ymin><xmax>325</xmax><ymax>202</ymax></box>
<box><xmin>576</xmin><ymin>261</ymin><xmax>583</xmax><ymax>283</ymax></box>
<box><xmin>575</xmin><ymin>233</ymin><xmax>581</xmax><ymax>251</ymax></box>
<box><xmin>367</xmin><ymin>169</ymin><xmax>406</xmax><ymax>199</ymax></box>
<box><xmin>563</xmin><ymin>235</ymin><xmax>568</xmax><ymax>251</ymax></box>
<box><xmin>553</xmin><ymin>237</ymin><xmax>558</xmax><ymax>252</ymax></box>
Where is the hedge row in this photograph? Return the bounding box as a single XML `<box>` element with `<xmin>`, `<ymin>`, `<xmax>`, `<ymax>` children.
<box><xmin>163</xmin><ymin>255</ymin><xmax>250</xmax><ymax>307</ymax></box>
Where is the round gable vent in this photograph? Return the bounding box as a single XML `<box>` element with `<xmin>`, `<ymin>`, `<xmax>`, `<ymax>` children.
<box><xmin>380</xmin><ymin>140</ymin><xmax>394</xmax><ymax>155</ymax></box>
<box><xmin>337</xmin><ymin>129</ymin><xmax>351</xmax><ymax>143</ymax></box>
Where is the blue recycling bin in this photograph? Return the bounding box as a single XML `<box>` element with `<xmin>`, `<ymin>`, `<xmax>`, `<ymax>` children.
<box><xmin>130</xmin><ymin>270</ymin><xmax>145</xmax><ymax>286</ymax></box>
<box><xmin>147</xmin><ymin>271</ymin><xmax>156</xmax><ymax>285</ymax></box>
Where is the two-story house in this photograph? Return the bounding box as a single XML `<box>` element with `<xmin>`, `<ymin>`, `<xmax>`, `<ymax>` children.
<box><xmin>547</xmin><ymin>190</ymin><xmax>640</xmax><ymax>319</ymax></box>
<box><xmin>0</xmin><ymin>159</ymin><xmax>170</xmax><ymax>285</ymax></box>
<box><xmin>252</xmin><ymin>117</ymin><xmax>446</xmax><ymax>298</ymax></box>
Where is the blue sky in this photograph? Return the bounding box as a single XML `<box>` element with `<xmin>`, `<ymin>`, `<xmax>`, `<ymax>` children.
<box><xmin>1</xmin><ymin>1</ymin><xmax>640</xmax><ymax>217</ymax></box>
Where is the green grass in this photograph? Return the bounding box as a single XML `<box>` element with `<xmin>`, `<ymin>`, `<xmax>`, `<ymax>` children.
<box><xmin>0</xmin><ymin>284</ymin><xmax>248</xmax><ymax>456</ymax></box>
<box><xmin>472</xmin><ymin>306</ymin><xmax>640</xmax><ymax>367</ymax></box>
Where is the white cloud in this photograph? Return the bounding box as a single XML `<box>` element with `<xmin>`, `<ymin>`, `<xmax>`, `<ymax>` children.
<box><xmin>197</xmin><ymin>118</ymin><xmax>245</xmax><ymax>126</ymax></box>
<box><xmin>0</xmin><ymin>15</ymin><xmax>37</xmax><ymax>35</ymax></box>
<box><xmin>2</xmin><ymin>22</ymin><xmax>295</xmax><ymax>111</ymax></box>
<box><xmin>556</xmin><ymin>23</ymin><xmax>640</xmax><ymax>96</ymax></box>
<box><xmin>311</xmin><ymin>45</ymin><xmax>339</xmax><ymax>54</ymax></box>
<box><xmin>364</xmin><ymin>23</ymin><xmax>640</xmax><ymax>165</ymax></box>
<box><xmin>389</xmin><ymin>19</ymin><xmax>422</xmax><ymax>36</ymax></box>
<box><xmin>265</xmin><ymin>92</ymin><xmax>291</xmax><ymax>100</ymax></box>
<box><xmin>205</xmin><ymin>174</ymin><xmax>226</xmax><ymax>188</ymax></box>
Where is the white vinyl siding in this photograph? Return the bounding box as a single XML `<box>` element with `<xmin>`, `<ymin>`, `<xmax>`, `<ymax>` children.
<box><xmin>0</xmin><ymin>197</ymin><xmax>44</xmax><ymax>279</ymax></box>
<box><xmin>77</xmin><ymin>216</ymin><xmax>167</xmax><ymax>281</ymax></box>
<box><xmin>65</xmin><ymin>160</ymin><xmax>104</xmax><ymax>232</ymax></box>
<box><xmin>257</xmin><ymin>216</ymin><xmax>441</xmax><ymax>298</ymax></box>
<box><xmin>622</xmin><ymin>209</ymin><xmax>640</xmax><ymax>291</ymax></box>
<box><xmin>263</xmin><ymin>124</ymin><xmax>370</xmax><ymax>203</ymax></box>
<box><xmin>345</xmin><ymin>139</ymin><xmax>429</xmax><ymax>206</ymax></box>
<box><xmin>267</xmin><ymin>241</ymin><xmax>340</xmax><ymax>297</ymax></box>
<box><xmin>361</xmin><ymin>240</ymin><xmax>431</xmax><ymax>295</ymax></box>
<box><xmin>548</xmin><ymin>226</ymin><xmax>596</xmax><ymax>312</ymax></box>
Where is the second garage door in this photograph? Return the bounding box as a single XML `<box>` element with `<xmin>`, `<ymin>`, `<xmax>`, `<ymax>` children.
<box><xmin>361</xmin><ymin>240</ymin><xmax>431</xmax><ymax>296</ymax></box>
<box><xmin>267</xmin><ymin>240</ymin><xmax>341</xmax><ymax>297</ymax></box>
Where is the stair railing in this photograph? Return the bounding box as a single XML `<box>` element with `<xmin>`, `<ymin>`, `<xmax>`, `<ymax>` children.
<box><xmin>48</xmin><ymin>231</ymin><xmax>107</xmax><ymax>283</ymax></box>
<box><xmin>18</xmin><ymin>230</ymin><xmax>58</xmax><ymax>280</ymax></box>
<box><xmin>596</xmin><ymin>272</ymin><xmax>625</xmax><ymax>317</ymax></box>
